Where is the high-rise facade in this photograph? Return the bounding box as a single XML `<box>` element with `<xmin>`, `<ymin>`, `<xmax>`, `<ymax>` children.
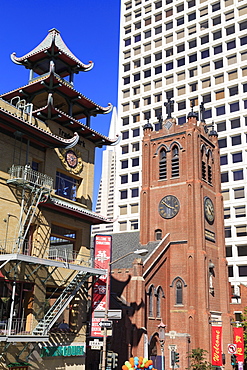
<box><xmin>93</xmin><ymin>108</ymin><xmax>118</xmax><ymax>235</ymax></box>
<box><xmin>94</xmin><ymin>0</ymin><xmax>247</xmax><ymax>302</ymax></box>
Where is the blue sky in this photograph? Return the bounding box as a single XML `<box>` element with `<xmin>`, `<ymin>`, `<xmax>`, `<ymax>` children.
<box><xmin>0</xmin><ymin>0</ymin><xmax>120</xmax><ymax>206</ymax></box>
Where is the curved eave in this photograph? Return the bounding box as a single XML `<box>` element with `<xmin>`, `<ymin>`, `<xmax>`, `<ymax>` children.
<box><xmin>33</xmin><ymin>105</ymin><xmax>118</xmax><ymax>147</ymax></box>
<box><xmin>0</xmin><ymin>72</ymin><xmax>112</xmax><ymax>118</ymax></box>
<box><xmin>40</xmin><ymin>197</ymin><xmax>113</xmax><ymax>225</ymax></box>
<box><xmin>0</xmin><ymin>105</ymin><xmax>79</xmax><ymax>149</ymax></box>
<box><xmin>10</xmin><ymin>28</ymin><xmax>93</xmax><ymax>76</ymax></box>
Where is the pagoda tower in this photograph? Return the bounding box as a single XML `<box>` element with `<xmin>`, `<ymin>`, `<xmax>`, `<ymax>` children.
<box><xmin>4</xmin><ymin>28</ymin><xmax>112</xmax><ymax>131</ymax></box>
<box><xmin>0</xmin><ymin>29</ymin><xmax>116</xmax><ymax>369</ymax></box>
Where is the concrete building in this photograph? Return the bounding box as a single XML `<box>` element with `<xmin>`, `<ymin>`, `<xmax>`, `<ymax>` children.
<box><xmin>0</xmin><ymin>29</ymin><xmax>116</xmax><ymax>370</ymax></box>
<box><xmin>94</xmin><ymin>0</ymin><xmax>247</xmax><ymax>306</ymax></box>
<box><xmin>93</xmin><ymin>108</ymin><xmax>118</xmax><ymax>235</ymax></box>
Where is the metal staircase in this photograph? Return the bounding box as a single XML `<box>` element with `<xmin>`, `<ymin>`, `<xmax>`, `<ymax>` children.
<box><xmin>15</xmin><ymin>187</ymin><xmax>46</xmax><ymax>253</ymax></box>
<box><xmin>7</xmin><ymin>165</ymin><xmax>53</xmax><ymax>253</ymax></box>
<box><xmin>32</xmin><ymin>270</ymin><xmax>91</xmax><ymax>335</ymax></box>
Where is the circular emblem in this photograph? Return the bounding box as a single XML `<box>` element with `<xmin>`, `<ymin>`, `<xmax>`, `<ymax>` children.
<box><xmin>65</xmin><ymin>150</ymin><xmax>78</xmax><ymax>168</ymax></box>
<box><xmin>158</xmin><ymin>195</ymin><xmax>180</xmax><ymax>219</ymax></box>
<box><xmin>204</xmin><ymin>197</ymin><xmax>215</xmax><ymax>224</ymax></box>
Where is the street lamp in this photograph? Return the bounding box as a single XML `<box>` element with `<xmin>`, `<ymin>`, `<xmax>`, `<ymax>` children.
<box><xmin>101</xmin><ymin>248</ymin><xmax>148</xmax><ymax>370</ymax></box>
<box><xmin>158</xmin><ymin>321</ymin><xmax>166</xmax><ymax>370</ymax></box>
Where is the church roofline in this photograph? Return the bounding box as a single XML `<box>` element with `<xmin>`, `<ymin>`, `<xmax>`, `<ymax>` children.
<box><xmin>10</xmin><ymin>28</ymin><xmax>93</xmax><ymax>76</ymax></box>
<box><xmin>143</xmin><ymin>236</ymin><xmax>187</xmax><ymax>278</ymax></box>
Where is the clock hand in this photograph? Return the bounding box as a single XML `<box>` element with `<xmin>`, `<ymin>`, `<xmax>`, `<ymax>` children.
<box><xmin>162</xmin><ymin>201</ymin><xmax>175</xmax><ymax>210</ymax></box>
<box><xmin>208</xmin><ymin>206</ymin><xmax>213</xmax><ymax>215</ymax></box>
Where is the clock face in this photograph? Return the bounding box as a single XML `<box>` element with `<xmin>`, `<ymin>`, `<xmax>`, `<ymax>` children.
<box><xmin>204</xmin><ymin>197</ymin><xmax>215</xmax><ymax>224</ymax></box>
<box><xmin>159</xmin><ymin>195</ymin><xmax>180</xmax><ymax>219</ymax></box>
<box><xmin>65</xmin><ymin>150</ymin><xmax>78</xmax><ymax>168</ymax></box>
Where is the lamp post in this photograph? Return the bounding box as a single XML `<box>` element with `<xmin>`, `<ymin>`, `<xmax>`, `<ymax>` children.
<box><xmin>158</xmin><ymin>321</ymin><xmax>166</xmax><ymax>370</ymax></box>
<box><xmin>101</xmin><ymin>248</ymin><xmax>148</xmax><ymax>370</ymax></box>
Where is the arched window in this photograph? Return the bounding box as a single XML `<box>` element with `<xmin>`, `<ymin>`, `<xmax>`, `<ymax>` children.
<box><xmin>156</xmin><ymin>286</ymin><xmax>164</xmax><ymax>317</ymax></box>
<box><xmin>171</xmin><ymin>145</ymin><xmax>179</xmax><ymax>177</ymax></box>
<box><xmin>208</xmin><ymin>164</ymin><xmax>212</xmax><ymax>184</ymax></box>
<box><xmin>176</xmin><ymin>280</ymin><xmax>183</xmax><ymax>305</ymax></box>
<box><xmin>155</xmin><ymin>229</ymin><xmax>162</xmax><ymax>241</ymax></box>
<box><xmin>201</xmin><ymin>146</ymin><xmax>213</xmax><ymax>185</ymax></box>
<box><xmin>159</xmin><ymin>149</ymin><xmax>167</xmax><ymax>180</ymax></box>
<box><xmin>207</xmin><ymin>150</ymin><xmax>212</xmax><ymax>185</ymax></box>
<box><xmin>149</xmin><ymin>335</ymin><xmax>158</xmax><ymax>357</ymax></box>
<box><xmin>148</xmin><ymin>285</ymin><xmax>155</xmax><ymax>317</ymax></box>
<box><xmin>201</xmin><ymin>145</ymin><xmax>207</xmax><ymax>181</ymax></box>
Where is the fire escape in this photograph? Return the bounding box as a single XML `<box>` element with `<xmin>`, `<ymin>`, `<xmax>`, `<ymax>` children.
<box><xmin>0</xmin><ymin>164</ymin><xmax>105</xmax><ymax>359</ymax></box>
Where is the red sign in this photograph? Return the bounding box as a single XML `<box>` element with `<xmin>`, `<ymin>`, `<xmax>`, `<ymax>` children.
<box><xmin>90</xmin><ymin>235</ymin><xmax>112</xmax><ymax>337</ymax></box>
<box><xmin>233</xmin><ymin>327</ymin><xmax>244</xmax><ymax>363</ymax></box>
<box><xmin>211</xmin><ymin>326</ymin><xmax>222</xmax><ymax>366</ymax></box>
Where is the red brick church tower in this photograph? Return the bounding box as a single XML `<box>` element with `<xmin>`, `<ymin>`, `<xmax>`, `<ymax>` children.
<box><xmin>139</xmin><ymin>101</ymin><xmax>232</xmax><ymax>368</ymax></box>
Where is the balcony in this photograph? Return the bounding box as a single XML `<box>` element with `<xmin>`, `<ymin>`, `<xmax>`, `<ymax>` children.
<box><xmin>7</xmin><ymin>164</ymin><xmax>53</xmax><ymax>191</ymax></box>
<box><xmin>0</xmin><ymin>317</ymin><xmax>48</xmax><ymax>342</ymax></box>
<box><xmin>0</xmin><ymin>319</ymin><xmax>29</xmax><ymax>336</ymax></box>
<box><xmin>0</xmin><ymin>317</ymin><xmax>78</xmax><ymax>342</ymax></box>
<box><xmin>0</xmin><ymin>239</ymin><xmax>92</xmax><ymax>268</ymax></box>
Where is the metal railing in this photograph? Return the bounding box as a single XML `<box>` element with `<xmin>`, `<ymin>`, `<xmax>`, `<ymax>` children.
<box><xmin>8</xmin><ymin>165</ymin><xmax>53</xmax><ymax>191</ymax></box>
<box><xmin>9</xmin><ymin>318</ymin><xmax>30</xmax><ymax>335</ymax></box>
<box><xmin>0</xmin><ymin>239</ymin><xmax>92</xmax><ymax>267</ymax></box>
<box><xmin>48</xmin><ymin>248</ymin><xmax>92</xmax><ymax>266</ymax></box>
<box><xmin>0</xmin><ymin>321</ymin><xmax>7</xmax><ymax>334</ymax></box>
<box><xmin>0</xmin><ymin>318</ymin><xmax>30</xmax><ymax>336</ymax></box>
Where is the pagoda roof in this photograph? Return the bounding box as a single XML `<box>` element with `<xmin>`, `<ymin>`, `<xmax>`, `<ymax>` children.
<box><xmin>40</xmin><ymin>195</ymin><xmax>113</xmax><ymax>225</ymax></box>
<box><xmin>0</xmin><ymin>98</ymin><xmax>117</xmax><ymax>148</ymax></box>
<box><xmin>0</xmin><ymin>101</ymin><xmax>78</xmax><ymax>149</ymax></box>
<box><xmin>0</xmin><ymin>71</ymin><xmax>112</xmax><ymax>120</ymax></box>
<box><xmin>32</xmin><ymin>105</ymin><xmax>117</xmax><ymax>146</ymax></box>
<box><xmin>11</xmin><ymin>28</ymin><xmax>93</xmax><ymax>77</ymax></box>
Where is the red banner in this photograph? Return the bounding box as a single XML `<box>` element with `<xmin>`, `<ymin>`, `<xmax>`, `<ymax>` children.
<box><xmin>90</xmin><ymin>235</ymin><xmax>112</xmax><ymax>337</ymax></box>
<box><xmin>233</xmin><ymin>327</ymin><xmax>244</xmax><ymax>363</ymax></box>
<box><xmin>211</xmin><ymin>326</ymin><xmax>222</xmax><ymax>366</ymax></box>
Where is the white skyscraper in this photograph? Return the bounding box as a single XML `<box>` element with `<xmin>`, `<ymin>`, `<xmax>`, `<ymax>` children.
<box><xmin>93</xmin><ymin>107</ymin><xmax>118</xmax><ymax>235</ymax></box>
<box><xmin>94</xmin><ymin>0</ymin><xmax>247</xmax><ymax>297</ymax></box>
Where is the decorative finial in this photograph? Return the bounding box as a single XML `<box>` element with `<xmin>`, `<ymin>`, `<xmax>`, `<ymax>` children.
<box><xmin>143</xmin><ymin>118</ymin><xmax>153</xmax><ymax>131</ymax></box>
<box><xmin>208</xmin><ymin>121</ymin><xmax>218</xmax><ymax>137</ymax></box>
<box><xmin>200</xmin><ymin>102</ymin><xmax>206</xmax><ymax>123</ymax></box>
<box><xmin>48</xmin><ymin>28</ymin><xmax>60</xmax><ymax>34</ymax></box>
<box><xmin>190</xmin><ymin>99</ymin><xmax>195</xmax><ymax>112</ymax></box>
<box><xmin>164</xmin><ymin>97</ymin><xmax>174</xmax><ymax>119</ymax></box>
<box><xmin>158</xmin><ymin>115</ymin><xmax>163</xmax><ymax>129</ymax></box>
<box><xmin>187</xmin><ymin>99</ymin><xmax>198</xmax><ymax>120</ymax></box>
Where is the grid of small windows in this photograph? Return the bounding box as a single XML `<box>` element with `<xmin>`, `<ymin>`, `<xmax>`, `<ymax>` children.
<box><xmin>121</xmin><ymin>0</ymin><xmax>246</xmax><ymax>116</ymax></box>
<box><xmin>119</xmin><ymin>0</ymin><xmax>247</xmax><ymax>239</ymax></box>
